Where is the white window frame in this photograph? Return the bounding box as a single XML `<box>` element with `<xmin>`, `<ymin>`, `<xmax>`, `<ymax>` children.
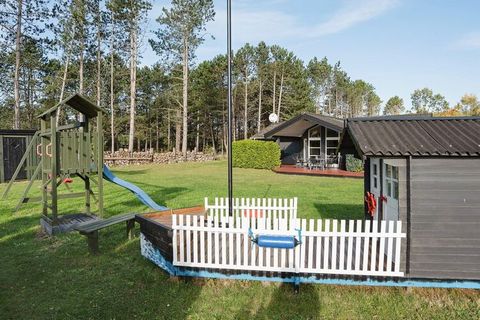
<box><xmin>384</xmin><ymin>164</ymin><xmax>399</xmax><ymax>200</ymax></box>
<box><xmin>325</xmin><ymin>127</ymin><xmax>340</xmax><ymax>158</ymax></box>
<box><xmin>307</xmin><ymin>126</ymin><xmax>322</xmax><ymax>158</ymax></box>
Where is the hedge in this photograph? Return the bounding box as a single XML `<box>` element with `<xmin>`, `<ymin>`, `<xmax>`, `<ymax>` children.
<box><xmin>345</xmin><ymin>154</ymin><xmax>363</xmax><ymax>172</ymax></box>
<box><xmin>232</xmin><ymin>140</ymin><xmax>281</xmax><ymax>170</ymax></box>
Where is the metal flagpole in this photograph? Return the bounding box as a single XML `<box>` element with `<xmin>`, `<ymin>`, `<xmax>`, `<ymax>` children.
<box><xmin>227</xmin><ymin>0</ymin><xmax>233</xmax><ymax>216</ymax></box>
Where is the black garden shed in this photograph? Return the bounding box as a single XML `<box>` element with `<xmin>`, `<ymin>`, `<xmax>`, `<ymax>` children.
<box><xmin>0</xmin><ymin>129</ymin><xmax>39</xmax><ymax>183</ymax></box>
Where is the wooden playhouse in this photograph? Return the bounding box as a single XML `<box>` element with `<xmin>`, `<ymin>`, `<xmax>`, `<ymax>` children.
<box><xmin>339</xmin><ymin>115</ymin><xmax>480</xmax><ymax>281</ymax></box>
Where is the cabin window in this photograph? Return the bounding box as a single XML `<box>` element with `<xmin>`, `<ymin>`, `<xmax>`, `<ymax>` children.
<box><xmin>308</xmin><ymin>126</ymin><xmax>322</xmax><ymax>157</ymax></box>
<box><xmin>309</xmin><ymin>127</ymin><xmax>322</xmax><ymax>138</ymax></box>
<box><xmin>325</xmin><ymin>128</ymin><xmax>340</xmax><ymax>156</ymax></box>
<box><xmin>385</xmin><ymin>164</ymin><xmax>399</xmax><ymax>199</ymax></box>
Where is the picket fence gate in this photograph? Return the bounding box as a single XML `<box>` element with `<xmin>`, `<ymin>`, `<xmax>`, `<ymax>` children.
<box><xmin>172</xmin><ymin>213</ymin><xmax>406</xmax><ymax>277</ymax></box>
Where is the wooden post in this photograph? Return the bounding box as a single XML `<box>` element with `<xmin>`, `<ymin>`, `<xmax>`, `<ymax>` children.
<box><xmin>84</xmin><ymin>231</ymin><xmax>99</xmax><ymax>254</ymax></box>
<box><xmin>97</xmin><ymin>112</ymin><xmax>104</xmax><ymax>217</ymax></box>
<box><xmin>126</xmin><ymin>219</ymin><xmax>135</xmax><ymax>239</ymax></box>
<box><xmin>41</xmin><ymin>119</ymin><xmax>48</xmax><ymax>217</ymax></box>
<box><xmin>83</xmin><ymin>117</ymin><xmax>91</xmax><ymax>215</ymax></box>
<box><xmin>0</xmin><ymin>136</ymin><xmax>3</xmax><ymax>183</ymax></box>
<box><xmin>50</xmin><ymin>112</ymin><xmax>58</xmax><ymax>222</ymax></box>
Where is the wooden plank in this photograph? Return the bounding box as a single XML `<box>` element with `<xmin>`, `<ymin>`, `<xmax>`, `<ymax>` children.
<box><xmin>339</xmin><ymin>220</ymin><xmax>345</xmax><ymax>271</ymax></box>
<box><xmin>346</xmin><ymin>220</ymin><xmax>354</xmax><ymax>271</ymax></box>
<box><xmin>370</xmin><ymin>220</ymin><xmax>378</xmax><ymax>272</ymax></box>
<box><xmin>214</xmin><ymin>214</ymin><xmax>220</xmax><ymax>265</ymax></box>
<box><xmin>354</xmin><ymin>220</ymin><xmax>361</xmax><ymax>271</ymax></box>
<box><xmin>172</xmin><ymin>215</ymin><xmax>178</xmax><ymax>264</ymax></box>
<box><xmin>362</xmin><ymin>220</ymin><xmax>370</xmax><ymax>271</ymax></box>
<box><xmin>332</xmin><ymin>220</ymin><xmax>338</xmax><ymax>270</ymax></box>
<box><xmin>323</xmin><ymin>219</ymin><xmax>330</xmax><ymax>270</ymax></box>
<box><xmin>207</xmin><ymin>215</ymin><xmax>212</xmax><ymax>264</ymax></box>
<box><xmin>378</xmin><ymin>221</ymin><xmax>386</xmax><ymax>272</ymax></box>
<box><xmin>307</xmin><ymin>219</ymin><xmax>314</xmax><ymax>269</ymax></box>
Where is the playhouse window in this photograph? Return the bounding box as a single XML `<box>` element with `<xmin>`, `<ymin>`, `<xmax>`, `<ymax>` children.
<box><xmin>385</xmin><ymin>164</ymin><xmax>399</xmax><ymax>200</ymax></box>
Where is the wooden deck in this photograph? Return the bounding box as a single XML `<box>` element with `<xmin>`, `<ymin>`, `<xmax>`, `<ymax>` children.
<box><xmin>273</xmin><ymin>165</ymin><xmax>364</xmax><ymax>178</ymax></box>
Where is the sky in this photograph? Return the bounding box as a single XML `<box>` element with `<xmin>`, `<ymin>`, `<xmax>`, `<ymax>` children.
<box><xmin>141</xmin><ymin>0</ymin><xmax>480</xmax><ymax>110</ymax></box>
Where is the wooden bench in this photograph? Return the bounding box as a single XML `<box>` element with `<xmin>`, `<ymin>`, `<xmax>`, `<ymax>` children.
<box><xmin>74</xmin><ymin>213</ymin><xmax>137</xmax><ymax>254</ymax></box>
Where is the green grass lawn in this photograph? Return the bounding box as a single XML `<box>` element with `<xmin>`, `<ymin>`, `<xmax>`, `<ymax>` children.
<box><xmin>0</xmin><ymin>161</ymin><xmax>478</xmax><ymax>319</ymax></box>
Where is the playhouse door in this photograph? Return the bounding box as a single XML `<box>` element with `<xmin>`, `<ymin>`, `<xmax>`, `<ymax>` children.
<box><xmin>383</xmin><ymin>163</ymin><xmax>399</xmax><ymax>222</ymax></box>
<box><xmin>369</xmin><ymin>158</ymin><xmax>381</xmax><ymax>220</ymax></box>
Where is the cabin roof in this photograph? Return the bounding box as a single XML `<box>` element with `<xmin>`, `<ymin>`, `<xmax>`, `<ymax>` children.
<box><xmin>253</xmin><ymin>113</ymin><xmax>344</xmax><ymax>139</ymax></box>
<box><xmin>37</xmin><ymin>94</ymin><xmax>104</xmax><ymax>119</ymax></box>
<box><xmin>341</xmin><ymin>116</ymin><xmax>480</xmax><ymax>157</ymax></box>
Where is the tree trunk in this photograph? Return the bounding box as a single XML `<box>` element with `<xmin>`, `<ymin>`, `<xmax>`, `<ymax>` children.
<box><xmin>155</xmin><ymin>112</ymin><xmax>159</xmax><ymax>152</ymax></box>
<box><xmin>195</xmin><ymin>112</ymin><xmax>200</xmax><ymax>152</ymax></box>
<box><xmin>175</xmin><ymin>108</ymin><xmax>181</xmax><ymax>153</ymax></box>
<box><xmin>210</xmin><ymin>115</ymin><xmax>216</xmax><ymax>155</ymax></box>
<box><xmin>127</xmin><ymin>26</ymin><xmax>137</xmax><ymax>152</ymax></box>
<box><xmin>79</xmin><ymin>33</ymin><xmax>84</xmax><ymax>94</ymax></box>
<box><xmin>110</xmin><ymin>22</ymin><xmax>115</xmax><ymax>153</ymax></box>
<box><xmin>13</xmin><ymin>0</ymin><xmax>23</xmax><ymax>129</ymax></box>
<box><xmin>243</xmin><ymin>70</ymin><xmax>248</xmax><ymax>139</ymax></box>
<box><xmin>167</xmin><ymin>109</ymin><xmax>171</xmax><ymax>151</ymax></box>
<box><xmin>257</xmin><ymin>79</ymin><xmax>262</xmax><ymax>133</ymax></box>
<box><xmin>272</xmin><ymin>65</ymin><xmax>276</xmax><ymax>114</ymax></box>
<box><xmin>277</xmin><ymin>67</ymin><xmax>284</xmax><ymax>120</ymax></box>
<box><xmin>96</xmin><ymin>4</ymin><xmax>101</xmax><ymax>107</ymax></box>
<box><xmin>232</xmin><ymin>85</ymin><xmax>237</xmax><ymax>141</ymax></box>
<box><xmin>182</xmin><ymin>38</ymin><xmax>189</xmax><ymax>157</ymax></box>
<box><xmin>56</xmin><ymin>51</ymin><xmax>70</xmax><ymax>126</ymax></box>
<box><xmin>222</xmin><ymin>103</ymin><xmax>227</xmax><ymax>152</ymax></box>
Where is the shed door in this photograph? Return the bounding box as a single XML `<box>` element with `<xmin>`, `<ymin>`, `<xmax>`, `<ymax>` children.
<box><xmin>370</xmin><ymin>158</ymin><xmax>381</xmax><ymax>220</ymax></box>
<box><xmin>383</xmin><ymin>163</ymin><xmax>399</xmax><ymax>221</ymax></box>
<box><xmin>3</xmin><ymin>136</ymin><xmax>27</xmax><ymax>181</ymax></box>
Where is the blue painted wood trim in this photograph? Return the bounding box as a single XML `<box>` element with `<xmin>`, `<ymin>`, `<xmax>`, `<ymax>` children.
<box><xmin>140</xmin><ymin>233</ymin><xmax>480</xmax><ymax>290</ymax></box>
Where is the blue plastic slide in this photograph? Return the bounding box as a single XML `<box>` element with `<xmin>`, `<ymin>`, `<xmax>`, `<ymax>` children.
<box><xmin>102</xmin><ymin>164</ymin><xmax>168</xmax><ymax>211</ymax></box>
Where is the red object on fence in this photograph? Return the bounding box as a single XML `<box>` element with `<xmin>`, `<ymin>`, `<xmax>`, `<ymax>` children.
<box><xmin>63</xmin><ymin>178</ymin><xmax>73</xmax><ymax>184</ymax></box>
<box><xmin>365</xmin><ymin>192</ymin><xmax>377</xmax><ymax>217</ymax></box>
<box><xmin>244</xmin><ymin>209</ymin><xmax>264</xmax><ymax>218</ymax></box>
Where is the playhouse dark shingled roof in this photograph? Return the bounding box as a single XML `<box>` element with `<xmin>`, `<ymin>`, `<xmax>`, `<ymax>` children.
<box><xmin>345</xmin><ymin>116</ymin><xmax>480</xmax><ymax>157</ymax></box>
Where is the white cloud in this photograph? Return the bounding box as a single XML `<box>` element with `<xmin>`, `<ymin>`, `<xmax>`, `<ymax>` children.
<box><xmin>203</xmin><ymin>0</ymin><xmax>399</xmax><ymax>52</ymax></box>
<box><xmin>309</xmin><ymin>0</ymin><xmax>400</xmax><ymax>37</ymax></box>
<box><xmin>142</xmin><ymin>0</ymin><xmax>400</xmax><ymax>64</ymax></box>
<box><xmin>456</xmin><ymin>32</ymin><xmax>480</xmax><ymax>49</ymax></box>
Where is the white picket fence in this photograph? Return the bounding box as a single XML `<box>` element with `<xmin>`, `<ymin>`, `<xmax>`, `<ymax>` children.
<box><xmin>172</xmin><ymin>214</ymin><xmax>406</xmax><ymax>277</ymax></box>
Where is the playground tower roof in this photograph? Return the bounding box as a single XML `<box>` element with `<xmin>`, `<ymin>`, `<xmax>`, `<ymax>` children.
<box><xmin>37</xmin><ymin>94</ymin><xmax>105</xmax><ymax>119</ymax></box>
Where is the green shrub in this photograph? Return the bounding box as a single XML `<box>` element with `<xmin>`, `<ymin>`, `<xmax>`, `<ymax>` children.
<box><xmin>345</xmin><ymin>154</ymin><xmax>363</xmax><ymax>172</ymax></box>
<box><xmin>232</xmin><ymin>140</ymin><xmax>281</xmax><ymax>170</ymax></box>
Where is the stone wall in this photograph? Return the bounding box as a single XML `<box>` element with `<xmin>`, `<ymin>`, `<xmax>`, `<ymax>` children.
<box><xmin>104</xmin><ymin>150</ymin><xmax>218</xmax><ymax>166</ymax></box>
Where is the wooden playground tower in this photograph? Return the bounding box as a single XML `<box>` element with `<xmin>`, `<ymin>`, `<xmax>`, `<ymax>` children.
<box><xmin>3</xmin><ymin>94</ymin><xmax>105</xmax><ymax>233</ymax></box>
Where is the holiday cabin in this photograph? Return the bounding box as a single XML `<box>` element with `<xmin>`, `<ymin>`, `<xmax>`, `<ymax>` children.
<box><xmin>252</xmin><ymin>113</ymin><xmax>344</xmax><ymax>167</ymax></box>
